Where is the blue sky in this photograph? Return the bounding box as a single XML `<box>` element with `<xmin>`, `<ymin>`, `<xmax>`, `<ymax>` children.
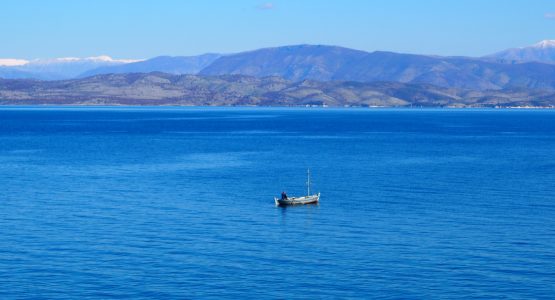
<box><xmin>2</xmin><ymin>0</ymin><xmax>555</xmax><ymax>59</ymax></box>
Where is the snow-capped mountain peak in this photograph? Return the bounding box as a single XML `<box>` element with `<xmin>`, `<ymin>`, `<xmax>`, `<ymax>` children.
<box><xmin>0</xmin><ymin>55</ymin><xmax>144</xmax><ymax>79</ymax></box>
<box><xmin>27</xmin><ymin>56</ymin><xmax>143</xmax><ymax>65</ymax></box>
<box><xmin>531</xmin><ymin>40</ymin><xmax>555</xmax><ymax>49</ymax></box>
<box><xmin>0</xmin><ymin>58</ymin><xmax>30</xmax><ymax>66</ymax></box>
<box><xmin>486</xmin><ymin>39</ymin><xmax>555</xmax><ymax>64</ymax></box>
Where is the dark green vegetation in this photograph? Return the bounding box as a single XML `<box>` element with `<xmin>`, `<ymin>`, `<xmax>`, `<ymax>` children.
<box><xmin>1</xmin><ymin>73</ymin><xmax>554</xmax><ymax>107</ymax></box>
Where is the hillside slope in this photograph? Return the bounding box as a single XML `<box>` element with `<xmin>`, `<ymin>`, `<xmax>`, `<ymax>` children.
<box><xmin>1</xmin><ymin>73</ymin><xmax>553</xmax><ymax>107</ymax></box>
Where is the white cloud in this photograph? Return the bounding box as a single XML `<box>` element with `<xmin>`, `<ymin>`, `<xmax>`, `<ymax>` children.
<box><xmin>545</xmin><ymin>12</ymin><xmax>555</xmax><ymax>19</ymax></box>
<box><xmin>257</xmin><ymin>3</ymin><xmax>274</xmax><ymax>10</ymax></box>
<box><xmin>0</xmin><ymin>58</ymin><xmax>29</xmax><ymax>66</ymax></box>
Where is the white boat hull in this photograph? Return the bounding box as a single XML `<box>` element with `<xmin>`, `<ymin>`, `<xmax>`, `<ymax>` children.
<box><xmin>274</xmin><ymin>193</ymin><xmax>320</xmax><ymax>206</ymax></box>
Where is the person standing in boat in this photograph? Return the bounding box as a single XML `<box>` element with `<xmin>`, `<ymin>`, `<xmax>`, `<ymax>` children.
<box><xmin>281</xmin><ymin>191</ymin><xmax>288</xmax><ymax>200</ymax></box>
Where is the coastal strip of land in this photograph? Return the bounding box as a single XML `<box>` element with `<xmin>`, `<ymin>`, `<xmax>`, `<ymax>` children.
<box><xmin>1</xmin><ymin>73</ymin><xmax>555</xmax><ymax>107</ymax></box>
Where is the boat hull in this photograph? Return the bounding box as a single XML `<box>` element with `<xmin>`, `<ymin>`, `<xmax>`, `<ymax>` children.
<box><xmin>274</xmin><ymin>193</ymin><xmax>320</xmax><ymax>206</ymax></box>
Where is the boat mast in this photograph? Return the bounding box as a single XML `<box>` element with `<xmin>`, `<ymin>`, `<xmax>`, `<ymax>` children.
<box><xmin>307</xmin><ymin>169</ymin><xmax>310</xmax><ymax>196</ymax></box>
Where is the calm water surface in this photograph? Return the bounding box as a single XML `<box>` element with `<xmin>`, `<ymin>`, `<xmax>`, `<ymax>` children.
<box><xmin>0</xmin><ymin>107</ymin><xmax>554</xmax><ymax>299</ymax></box>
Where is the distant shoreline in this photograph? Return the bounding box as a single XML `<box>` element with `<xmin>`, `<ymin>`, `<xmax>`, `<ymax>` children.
<box><xmin>2</xmin><ymin>73</ymin><xmax>555</xmax><ymax>108</ymax></box>
<box><xmin>1</xmin><ymin>104</ymin><xmax>554</xmax><ymax>109</ymax></box>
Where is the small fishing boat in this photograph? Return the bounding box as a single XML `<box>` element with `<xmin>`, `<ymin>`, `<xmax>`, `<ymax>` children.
<box><xmin>275</xmin><ymin>169</ymin><xmax>320</xmax><ymax>206</ymax></box>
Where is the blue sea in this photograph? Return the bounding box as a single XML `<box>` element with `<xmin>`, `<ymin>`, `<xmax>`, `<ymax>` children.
<box><xmin>0</xmin><ymin>107</ymin><xmax>554</xmax><ymax>299</ymax></box>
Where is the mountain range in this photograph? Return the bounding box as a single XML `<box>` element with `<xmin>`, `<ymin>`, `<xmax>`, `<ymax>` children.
<box><xmin>1</xmin><ymin>41</ymin><xmax>555</xmax><ymax>107</ymax></box>
<box><xmin>1</xmin><ymin>40</ymin><xmax>555</xmax><ymax>85</ymax></box>
<box><xmin>485</xmin><ymin>40</ymin><xmax>555</xmax><ymax>64</ymax></box>
<box><xmin>0</xmin><ymin>56</ymin><xmax>141</xmax><ymax>80</ymax></box>
<box><xmin>201</xmin><ymin>46</ymin><xmax>555</xmax><ymax>90</ymax></box>
<box><xmin>79</xmin><ymin>54</ymin><xmax>221</xmax><ymax>78</ymax></box>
